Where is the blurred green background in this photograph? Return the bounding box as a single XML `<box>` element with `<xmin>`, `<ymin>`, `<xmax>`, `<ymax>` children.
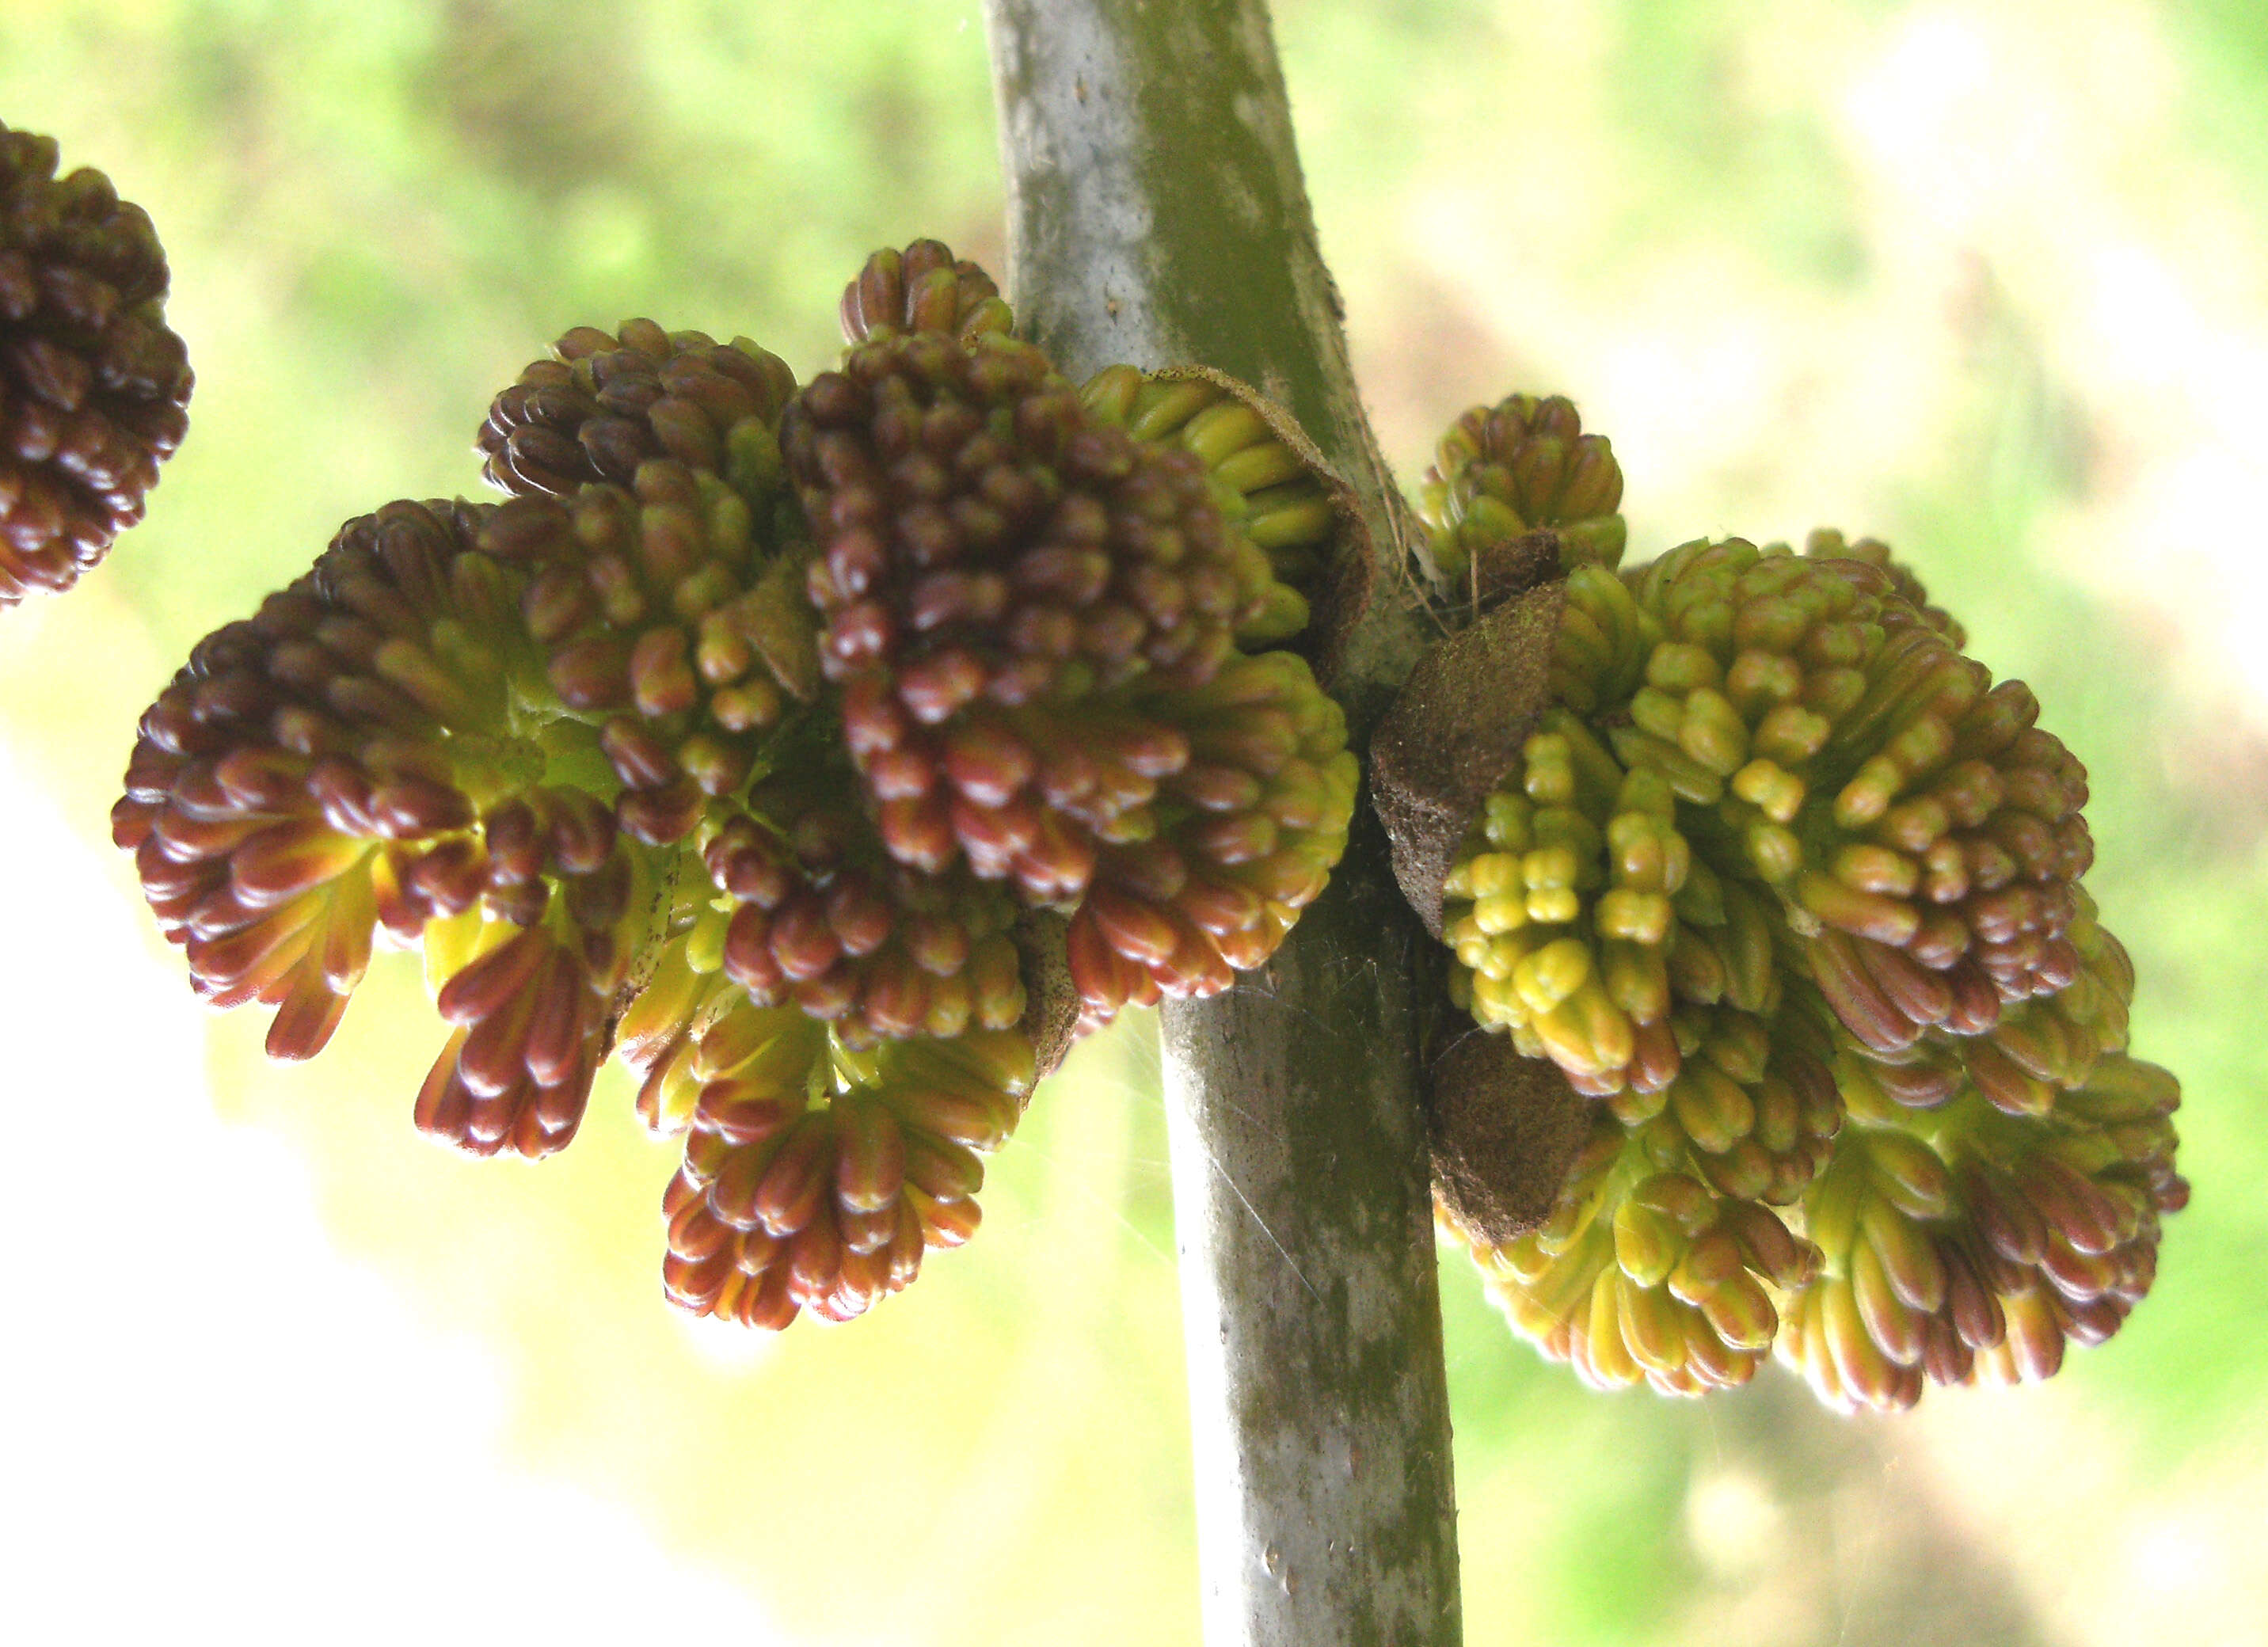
<box><xmin>4</xmin><ymin>1</ymin><xmax>2265</xmax><ymax>1641</ymax></box>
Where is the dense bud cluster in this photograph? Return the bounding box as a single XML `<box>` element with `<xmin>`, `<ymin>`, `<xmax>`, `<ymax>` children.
<box><xmin>623</xmin><ymin>959</ymin><xmax>1036</xmax><ymax>1329</ymax></box>
<box><xmin>1623</xmin><ymin>536</ymin><xmax>2095</xmax><ymax>1042</ymax></box>
<box><xmin>1444</xmin><ymin>538</ymin><xmax>2106</xmax><ymax>1089</ymax></box>
<box><xmin>1450</xmin><ymin>990</ymin><xmax>1847</xmax><ymax>1396</ymax></box>
<box><xmin>1406</xmin><ymin>394</ymin><xmax>2183</xmax><ymax>1409</ymax></box>
<box><xmin>703</xmin><ymin>775</ymin><xmax>1029</xmax><ymax>1049</ymax></box>
<box><xmin>1464</xmin><ymin>1114</ymin><xmax>1821</xmax><ymax>1394</ymax></box>
<box><xmin>120</xmin><ymin>242</ymin><xmax>1360</xmax><ymax>1332</ymax></box>
<box><xmin>2</xmin><ymin>120</ymin><xmax>192</xmax><ymax>605</ymax></box>
<box><xmin>1445</xmin><ymin>706</ymin><xmax>1705</xmax><ymax>1095</ymax></box>
<box><xmin>111</xmin><ymin>498</ymin><xmax>651</xmax><ymax>1156</ymax></box>
<box><xmin>414</xmin><ymin>882</ymin><xmax>630</xmax><ymax>1158</ymax></box>
<box><xmin>1776</xmin><ymin>1021</ymin><xmax>2180</xmax><ymax>1411</ymax></box>
<box><xmin>1067</xmin><ymin>650</ymin><xmax>1359</xmax><ymax>1018</ymax></box>
<box><xmin>782</xmin><ymin>262</ymin><xmax>1352</xmax><ymax>1021</ymax></box>
<box><xmin>1806</xmin><ymin>527</ymin><xmax>1964</xmax><ymax>647</ymax></box>
<box><xmin>478</xmin><ymin>473</ymin><xmax>818</xmax><ymax>844</ymax></box>
<box><xmin>610</xmin><ymin>873</ymin><xmax>1038</xmax><ymax>1328</ymax></box>
<box><xmin>1081</xmin><ymin>363</ymin><xmax>1336</xmax><ymax>604</ymax></box>
<box><xmin>1606</xmin><ymin>996</ymin><xmax>1845</xmax><ymax>1208</ymax></box>
<box><xmin>1417</xmin><ymin>393</ymin><xmax>1623</xmax><ymax>587</ymax></box>
<box><xmin>785</xmin><ymin>328</ymin><xmax>1278</xmax><ymax>713</ymax></box>
<box><xmin>478</xmin><ymin>320</ymin><xmax>797</xmax><ymax>504</ymax></box>
<box><xmin>839</xmin><ymin>239</ymin><xmax>1014</xmax><ymax>348</ymax></box>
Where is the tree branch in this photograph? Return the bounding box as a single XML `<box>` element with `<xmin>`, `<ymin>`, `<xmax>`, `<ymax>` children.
<box><xmin>984</xmin><ymin>4</ymin><xmax>1459</xmax><ymax>1642</ymax></box>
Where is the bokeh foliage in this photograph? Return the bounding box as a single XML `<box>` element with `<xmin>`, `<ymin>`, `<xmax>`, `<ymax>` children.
<box><xmin>4</xmin><ymin>2</ymin><xmax>2265</xmax><ymax>1642</ymax></box>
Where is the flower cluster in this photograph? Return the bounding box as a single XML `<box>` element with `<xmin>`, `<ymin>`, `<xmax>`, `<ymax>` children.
<box><xmin>117</xmin><ymin>240</ymin><xmax>1357</xmax><ymax>1329</ymax></box>
<box><xmin>1080</xmin><ymin>363</ymin><xmax>1336</xmax><ymax>606</ymax></box>
<box><xmin>1417</xmin><ymin>392</ymin><xmax>1624</xmax><ymax>586</ymax></box>
<box><xmin>1414</xmin><ymin>420</ymin><xmax>2182</xmax><ymax>1409</ymax></box>
<box><xmin>113</xmin><ymin>493</ymin><xmax>666</xmax><ymax>1155</ymax></box>
<box><xmin>779</xmin><ymin>267</ymin><xmax>1356</xmax><ymax>1026</ymax></box>
<box><xmin>2</xmin><ymin>120</ymin><xmax>192</xmax><ymax>606</ymax></box>
<box><xmin>618</xmin><ymin>915</ymin><xmax>1036</xmax><ymax>1327</ymax></box>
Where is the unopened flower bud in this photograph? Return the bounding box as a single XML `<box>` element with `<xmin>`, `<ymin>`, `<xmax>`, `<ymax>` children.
<box><xmin>1417</xmin><ymin>393</ymin><xmax>1624</xmax><ymax>589</ymax></box>
<box><xmin>660</xmin><ymin>1006</ymin><xmax>1037</xmax><ymax>1330</ymax></box>
<box><xmin>1</xmin><ymin>120</ymin><xmax>192</xmax><ymax>605</ymax></box>
<box><xmin>838</xmin><ymin>239</ymin><xmax>1014</xmax><ymax>347</ymax></box>
<box><xmin>480</xmin><ymin>321</ymin><xmax>796</xmax><ymax>508</ymax></box>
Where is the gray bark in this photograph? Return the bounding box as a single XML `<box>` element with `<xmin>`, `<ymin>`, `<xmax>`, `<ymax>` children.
<box><xmin>984</xmin><ymin>4</ymin><xmax>1459</xmax><ymax>1643</ymax></box>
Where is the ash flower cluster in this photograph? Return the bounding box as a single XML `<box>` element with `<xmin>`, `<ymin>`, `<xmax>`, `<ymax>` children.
<box><xmin>116</xmin><ymin>242</ymin><xmax>1356</xmax><ymax>1329</ymax></box>
<box><xmin>1417</xmin><ymin>400</ymin><xmax>2183</xmax><ymax>1411</ymax></box>
<box><xmin>1</xmin><ymin>120</ymin><xmax>191</xmax><ymax>607</ymax></box>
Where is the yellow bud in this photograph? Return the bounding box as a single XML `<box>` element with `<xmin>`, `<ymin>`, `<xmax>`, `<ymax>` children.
<box><xmin>1596</xmin><ymin>888</ymin><xmax>1672</xmax><ymax>945</ymax></box>
<box><xmin>1585</xmin><ymin>1269</ymin><xmax>1644</xmax><ymax>1386</ymax></box>
<box><xmin>1216</xmin><ymin>441</ymin><xmax>1307</xmax><ymax>496</ymax></box>
<box><xmin>1821</xmin><ymin>1276</ymin><xmax>1898</xmax><ymax>1405</ymax></box>
<box><xmin>1754</xmin><ymin>702</ymin><xmax>1831</xmax><ymax>765</ymax></box>
<box><xmin>1522</xmin><ymin>844</ymin><xmax>1580</xmax><ymax>892</ymax></box>
<box><xmin>1608</xmin><ymin>727</ymin><xmax>1725</xmax><ymax>804</ymax></box>
<box><xmin>1833</xmin><ymin>753</ymin><xmax>1906</xmax><ymax>828</ymax></box>
<box><xmin>1614</xmin><ymin>1200</ymin><xmax>1682</xmax><ymax>1288</ymax></box>
<box><xmin>1670</xmin><ymin>1064</ymin><xmax>1756</xmax><ymax>1154</ymax></box>
<box><xmin>1465</xmin><ymin>850</ymin><xmax>1524</xmax><ymax>900</ymax></box>
<box><xmin>1803</xmin><ymin>1166</ymin><xmax>1865</xmax><ymax>1268</ymax></box>
<box><xmin>1469</xmin><ymin>968</ymin><xmax>1528</xmax><ymax>1028</ymax></box>
<box><xmin>1646</xmin><ymin>641</ymin><xmax>1722</xmax><ymax>693</ymax></box>
<box><xmin>1859</xmin><ymin>1194</ymin><xmax>1946</xmax><ymax>1313</ymax></box>
<box><xmin>1125</xmin><ymin>376</ymin><xmax>1220</xmax><ymax>440</ymax></box>
<box><xmin>1607</xmin><ymin>812</ymin><xmax>1667</xmax><ymax>889</ymax></box>
<box><xmin>1679</xmin><ymin>687</ymin><xmax>1751</xmax><ymax>776</ymax></box>
<box><xmin>1246</xmin><ymin>491</ymin><xmax>1336</xmax><ymax>551</ymax></box>
<box><xmin>1618</xmin><ymin>1276</ymin><xmax>1688</xmax><ymax>1373</ymax></box>
<box><xmin>1482</xmin><ymin>792</ymin><xmax>1533</xmax><ymax>850</ymax></box>
<box><xmin>1717</xmin><ymin>883</ymin><xmax>1779</xmax><ymax>1017</ymax></box>
<box><xmin>1182</xmin><ymin>397</ymin><xmax>1272</xmax><ymax>465</ymax></box>
<box><xmin>1535</xmin><ymin>979</ymin><xmax>1635</xmax><ymax>1076</ymax></box>
<box><xmin>1832</xmin><ymin>843</ymin><xmax>1919</xmax><ymax>899</ymax></box>
<box><xmin>1863</xmin><ymin>1128</ymin><xmax>1952</xmax><ymax>1221</ymax></box>
<box><xmin>1476</xmin><ymin>934</ymin><xmax>1524</xmax><ymax>980</ymax></box>
<box><xmin>1526</xmin><ymin>886</ymin><xmax>1581</xmax><ymax>925</ymax></box>
<box><xmin>1698</xmin><ymin>1272</ymin><xmax>1778</xmax><ymax>1353</ymax></box>
<box><xmin>1850</xmin><ymin>1239</ymin><xmax>1925</xmax><ymax>1367</ymax></box>
<box><xmin>1726</xmin><ymin>649</ymin><xmax>1802</xmax><ymax>714</ymax></box>
<box><xmin>1235</xmin><ymin>581</ymin><xmax>1310</xmax><ymax>646</ymax></box>
<box><xmin>1515</xmin><ymin>937</ymin><xmax>1594</xmax><ymax>1016</ymax></box>
<box><xmin>1730</xmin><ymin>758</ymin><xmax>1806</xmax><ymax>824</ymax></box>
<box><xmin>1744</xmin><ymin>821</ymin><xmax>1803</xmax><ymax>883</ymax></box>
<box><xmin>642</xmin><ymin>1041</ymin><xmax>702</xmax><ymax>1135</ymax></box>
<box><xmin>1798</xmin><ymin>869</ymin><xmax>1920</xmax><ymax>947</ymax></box>
<box><xmin>1602</xmin><ymin>940</ymin><xmax>1671</xmax><ymax>1021</ymax></box>
<box><xmin>1472</xmin><ymin>893</ymin><xmax>1529</xmax><ymax>936</ymax></box>
<box><xmin>685</xmin><ymin>904</ymin><xmax>730</xmax><ymax>975</ymax></box>
<box><xmin>1522</xmin><ymin>732</ymin><xmax>1576</xmax><ymax>804</ymax></box>
<box><xmin>1630</xmin><ymin>687</ymin><xmax>1686</xmax><ymax>744</ymax></box>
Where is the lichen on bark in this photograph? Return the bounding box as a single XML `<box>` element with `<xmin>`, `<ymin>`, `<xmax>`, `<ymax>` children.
<box><xmin>984</xmin><ymin>2</ymin><xmax>1462</xmax><ymax>1641</ymax></box>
